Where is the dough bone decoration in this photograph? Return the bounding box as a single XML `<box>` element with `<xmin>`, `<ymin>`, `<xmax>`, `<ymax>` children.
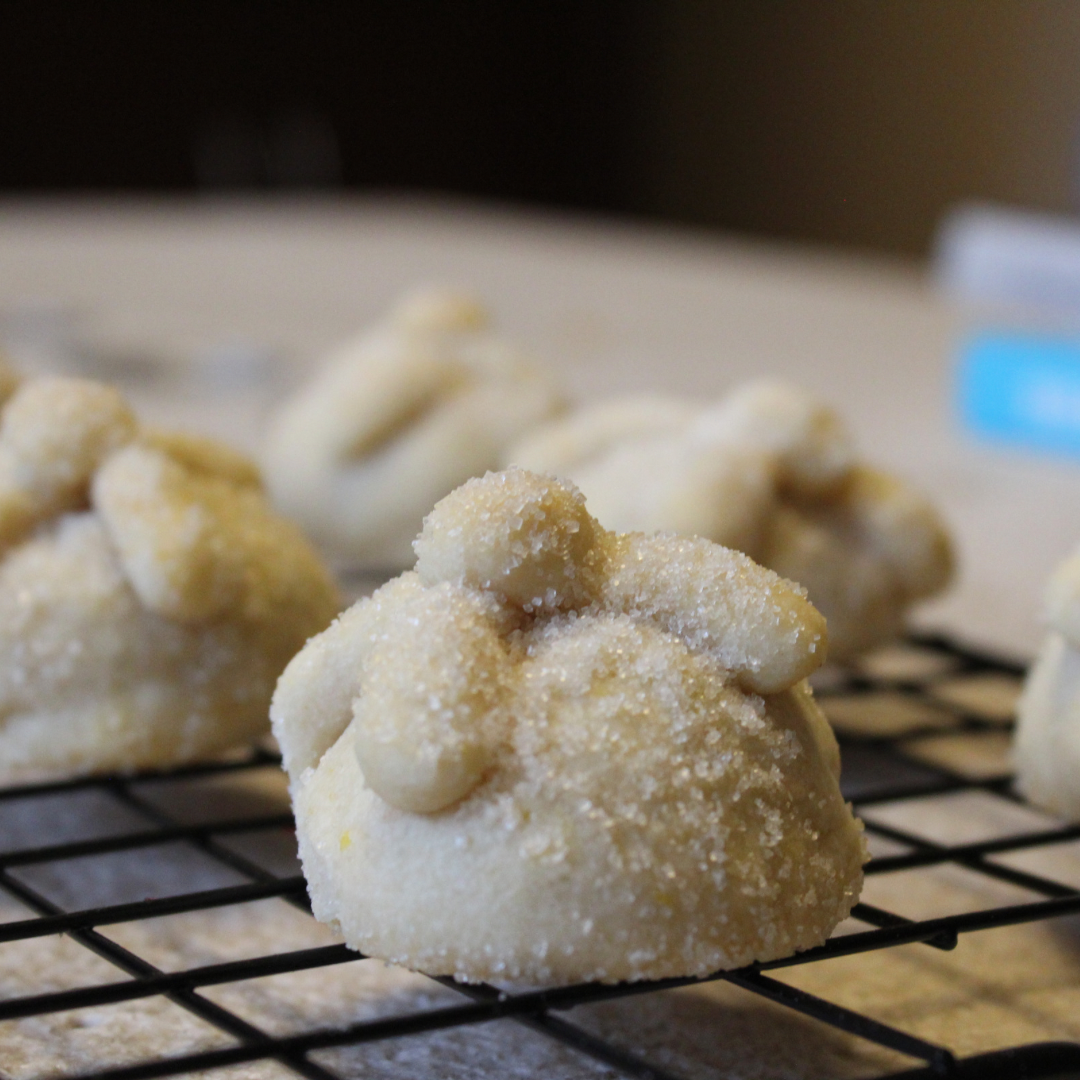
<box><xmin>273</xmin><ymin>468</ymin><xmax>866</xmax><ymax>986</ymax></box>
<box><xmin>0</xmin><ymin>374</ymin><xmax>339</xmax><ymax>782</ymax></box>
<box><xmin>262</xmin><ymin>288</ymin><xmax>565</xmax><ymax>570</ymax></box>
<box><xmin>508</xmin><ymin>379</ymin><xmax>954</xmax><ymax>659</ymax></box>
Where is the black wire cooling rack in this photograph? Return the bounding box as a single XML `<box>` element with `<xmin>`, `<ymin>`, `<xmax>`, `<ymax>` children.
<box><xmin>0</xmin><ymin>634</ymin><xmax>1079</xmax><ymax>1080</ymax></box>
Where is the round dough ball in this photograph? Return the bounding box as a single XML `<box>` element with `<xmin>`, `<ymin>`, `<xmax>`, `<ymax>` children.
<box><xmin>273</xmin><ymin>469</ymin><xmax>864</xmax><ymax>985</ymax></box>
<box><xmin>0</xmin><ymin>378</ymin><xmax>137</xmax><ymax>548</ymax></box>
<box><xmin>414</xmin><ymin>468</ymin><xmax>601</xmax><ymax>611</ymax></box>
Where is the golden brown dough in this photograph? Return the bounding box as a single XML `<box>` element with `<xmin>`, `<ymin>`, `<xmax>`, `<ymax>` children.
<box><xmin>273</xmin><ymin>469</ymin><xmax>864</xmax><ymax>985</ymax></box>
<box><xmin>0</xmin><ymin>376</ymin><xmax>340</xmax><ymax>782</ymax></box>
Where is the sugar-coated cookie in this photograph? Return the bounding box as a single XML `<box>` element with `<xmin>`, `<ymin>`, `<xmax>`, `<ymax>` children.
<box><xmin>262</xmin><ymin>289</ymin><xmax>565</xmax><ymax>569</ymax></box>
<box><xmin>272</xmin><ymin>468</ymin><xmax>864</xmax><ymax>985</ymax></box>
<box><xmin>0</xmin><ymin>377</ymin><xmax>340</xmax><ymax>782</ymax></box>
<box><xmin>508</xmin><ymin>381</ymin><xmax>953</xmax><ymax>659</ymax></box>
<box><xmin>1016</xmin><ymin>547</ymin><xmax>1080</xmax><ymax>819</ymax></box>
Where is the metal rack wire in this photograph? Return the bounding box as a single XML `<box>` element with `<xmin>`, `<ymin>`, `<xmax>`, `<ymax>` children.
<box><xmin>0</xmin><ymin>635</ymin><xmax>1078</xmax><ymax>1080</ymax></box>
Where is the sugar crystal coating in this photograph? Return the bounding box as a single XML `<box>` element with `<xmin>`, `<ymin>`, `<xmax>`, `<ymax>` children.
<box><xmin>353</xmin><ymin>581</ymin><xmax>513</xmax><ymax>812</ymax></box>
<box><xmin>600</xmin><ymin>533</ymin><xmax>826</xmax><ymax>694</ymax></box>
<box><xmin>414</xmin><ymin>468</ymin><xmax>601</xmax><ymax>611</ymax></box>
<box><xmin>507</xmin><ymin>380</ymin><xmax>953</xmax><ymax>659</ymax></box>
<box><xmin>0</xmin><ymin>376</ymin><xmax>340</xmax><ymax>781</ymax></box>
<box><xmin>273</xmin><ymin>468</ymin><xmax>864</xmax><ymax>985</ymax></box>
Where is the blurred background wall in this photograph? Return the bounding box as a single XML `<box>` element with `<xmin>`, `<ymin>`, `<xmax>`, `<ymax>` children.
<box><xmin>637</xmin><ymin>1</ymin><xmax>1080</xmax><ymax>256</ymax></box>
<box><xmin>3</xmin><ymin>1</ymin><xmax>1080</xmax><ymax>258</ymax></box>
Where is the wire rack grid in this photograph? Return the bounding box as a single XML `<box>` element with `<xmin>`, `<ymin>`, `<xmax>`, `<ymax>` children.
<box><xmin>0</xmin><ymin>635</ymin><xmax>1078</xmax><ymax>1080</ymax></box>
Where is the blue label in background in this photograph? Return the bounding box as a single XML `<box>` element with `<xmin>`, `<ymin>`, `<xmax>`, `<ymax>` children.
<box><xmin>959</xmin><ymin>331</ymin><xmax>1080</xmax><ymax>457</ymax></box>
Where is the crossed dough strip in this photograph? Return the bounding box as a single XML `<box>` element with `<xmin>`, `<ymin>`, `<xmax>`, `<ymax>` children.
<box><xmin>272</xmin><ymin>468</ymin><xmax>865</xmax><ymax>985</ymax></box>
<box><xmin>262</xmin><ymin>289</ymin><xmax>566</xmax><ymax>569</ymax></box>
<box><xmin>1016</xmin><ymin>547</ymin><xmax>1080</xmax><ymax>820</ymax></box>
<box><xmin>0</xmin><ymin>376</ymin><xmax>340</xmax><ymax>782</ymax></box>
<box><xmin>507</xmin><ymin>380</ymin><xmax>954</xmax><ymax>659</ymax></box>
